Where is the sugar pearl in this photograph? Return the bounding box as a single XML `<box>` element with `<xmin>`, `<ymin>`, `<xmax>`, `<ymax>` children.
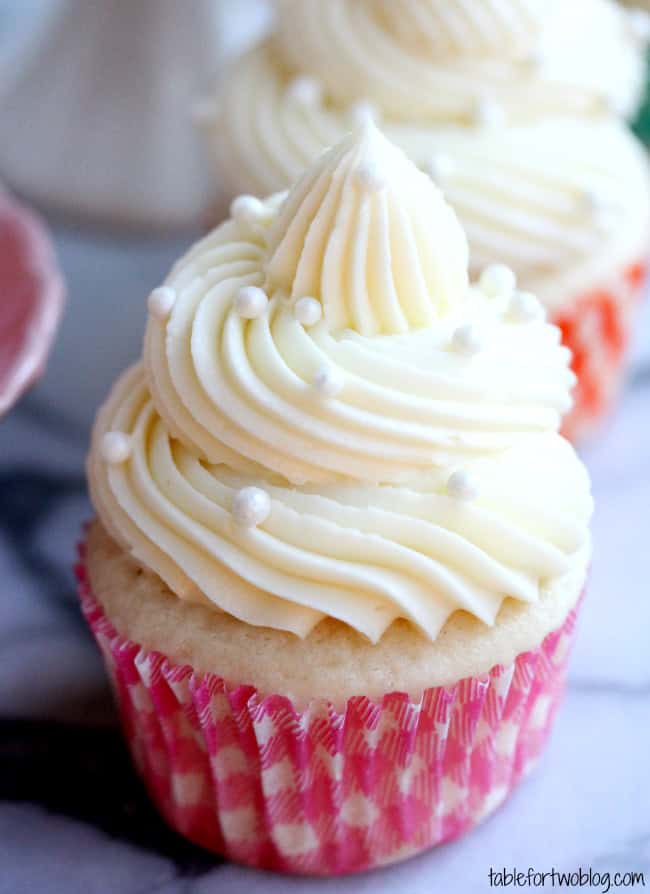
<box><xmin>474</xmin><ymin>97</ymin><xmax>506</xmax><ymax>129</ymax></box>
<box><xmin>479</xmin><ymin>264</ymin><xmax>517</xmax><ymax>300</ymax></box>
<box><xmin>580</xmin><ymin>190</ymin><xmax>613</xmax><ymax>228</ymax></box>
<box><xmin>508</xmin><ymin>290</ymin><xmax>545</xmax><ymax>323</ymax></box>
<box><xmin>286</xmin><ymin>76</ymin><xmax>322</xmax><ymax>106</ymax></box>
<box><xmin>232</xmin><ymin>487</ymin><xmax>271</xmax><ymax>528</ymax></box>
<box><xmin>147</xmin><ymin>287</ymin><xmax>176</xmax><ymax>320</ymax></box>
<box><xmin>628</xmin><ymin>9</ymin><xmax>650</xmax><ymax>43</ymax></box>
<box><xmin>101</xmin><ymin>431</ymin><xmax>132</xmax><ymax>464</ymax></box>
<box><xmin>580</xmin><ymin>189</ymin><xmax>604</xmax><ymax>215</ymax></box>
<box><xmin>451</xmin><ymin>324</ymin><xmax>482</xmax><ymax>356</ymax></box>
<box><xmin>234</xmin><ymin>286</ymin><xmax>268</xmax><ymax>319</ymax></box>
<box><xmin>355</xmin><ymin>162</ymin><xmax>386</xmax><ymax>192</ymax></box>
<box><xmin>312</xmin><ymin>366</ymin><xmax>343</xmax><ymax>398</ymax></box>
<box><xmin>230</xmin><ymin>194</ymin><xmax>267</xmax><ymax>227</ymax></box>
<box><xmin>581</xmin><ymin>189</ymin><xmax>615</xmax><ymax>231</ymax></box>
<box><xmin>601</xmin><ymin>94</ymin><xmax>626</xmax><ymax>117</ymax></box>
<box><xmin>524</xmin><ymin>46</ymin><xmax>544</xmax><ymax>73</ymax></box>
<box><xmin>427</xmin><ymin>152</ymin><xmax>455</xmax><ymax>184</ymax></box>
<box><xmin>446</xmin><ymin>469</ymin><xmax>479</xmax><ymax>501</ymax></box>
<box><xmin>350</xmin><ymin>100</ymin><xmax>379</xmax><ymax>125</ymax></box>
<box><xmin>293</xmin><ymin>296</ymin><xmax>322</xmax><ymax>327</ymax></box>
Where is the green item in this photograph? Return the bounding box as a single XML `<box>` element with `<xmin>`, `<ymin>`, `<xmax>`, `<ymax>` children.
<box><xmin>632</xmin><ymin>50</ymin><xmax>650</xmax><ymax>145</ymax></box>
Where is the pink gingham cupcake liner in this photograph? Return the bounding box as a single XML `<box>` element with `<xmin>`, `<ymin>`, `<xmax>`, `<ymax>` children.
<box><xmin>77</xmin><ymin>543</ymin><xmax>582</xmax><ymax>876</ymax></box>
<box><xmin>0</xmin><ymin>189</ymin><xmax>65</xmax><ymax>416</ymax></box>
<box><xmin>556</xmin><ymin>259</ymin><xmax>647</xmax><ymax>442</ymax></box>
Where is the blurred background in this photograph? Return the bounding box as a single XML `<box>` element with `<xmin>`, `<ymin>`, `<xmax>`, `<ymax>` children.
<box><xmin>0</xmin><ymin>2</ymin><xmax>649</xmax><ymax>892</ymax></box>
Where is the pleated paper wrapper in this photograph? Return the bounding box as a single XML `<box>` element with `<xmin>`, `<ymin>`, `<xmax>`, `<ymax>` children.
<box><xmin>556</xmin><ymin>259</ymin><xmax>647</xmax><ymax>442</ymax></box>
<box><xmin>78</xmin><ymin>549</ymin><xmax>581</xmax><ymax>876</ymax></box>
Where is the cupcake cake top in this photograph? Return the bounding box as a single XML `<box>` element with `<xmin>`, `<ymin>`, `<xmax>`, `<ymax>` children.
<box><xmin>89</xmin><ymin>126</ymin><xmax>592</xmax><ymax>643</ymax></box>
<box><xmin>204</xmin><ymin>0</ymin><xmax>650</xmax><ymax>308</ymax></box>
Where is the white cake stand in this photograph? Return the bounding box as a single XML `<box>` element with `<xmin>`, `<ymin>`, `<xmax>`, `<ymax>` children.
<box><xmin>0</xmin><ymin>0</ymin><xmax>270</xmax><ymax>231</ymax></box>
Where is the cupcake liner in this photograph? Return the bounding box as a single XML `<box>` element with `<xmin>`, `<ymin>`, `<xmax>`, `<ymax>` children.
<box><xmin>554</xmin><ymin>259</ymin><xmax>647</xmax><ymax>442</ymax></box>
<box><xmin>77</xmin><ymin>545</ymin><xmax>582</xmax><ymax>876</ymax></box>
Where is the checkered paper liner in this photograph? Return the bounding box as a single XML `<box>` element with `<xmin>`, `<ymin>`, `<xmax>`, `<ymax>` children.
<box><xmin>77</xmin><ymin>549</ymin><xmax>582</xmax><ymax>876</ymax></box>
<box><xmin>556</xmin><ymin>260</ymin><xmax>647</xmax><ymax>442</ymax></box>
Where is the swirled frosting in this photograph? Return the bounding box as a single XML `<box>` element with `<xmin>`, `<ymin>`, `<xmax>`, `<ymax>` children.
<box><xmin>264</xmin><ymin>130</ymin><xmax>469</xmax><ymax>333</ymax></box>
<box><xmin>272</xmin><ymin>0</ymin><xmax>641</xmax><ymax>119</ymax></box>
<box><xmin>203</xmin><ymin>0</ymin><xmax>650</xmax><ymax>308</ymax></box>
<box><xmin>89</xmin><ymin>126</ymin><xmax>592</xmax><ymax>643</ymax></box>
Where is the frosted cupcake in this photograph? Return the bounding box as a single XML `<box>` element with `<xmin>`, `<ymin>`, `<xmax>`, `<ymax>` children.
<box><xmin>82</xmin><ymin>126</ymin><xmax>592</xmax><ymax>875</ymax></box>
<box><xmin>199</xmin><ymin>0</ymin><xmax>650</xmax><ymax>440</ymax></box>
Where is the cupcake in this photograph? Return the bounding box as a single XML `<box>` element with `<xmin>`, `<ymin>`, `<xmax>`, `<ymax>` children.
<box><xmin>82</xmin><ymin>126</ymin><xmax>592</xmax><ymax>875</ymax></box>
<box><xmin>199</xmin><ymin>0</ymin><xmax>650</xmax><ymax>441</ymax></box>
<box><xmin>0</xmin><ymin>189</ymin><xmax>65</xmax><ymax>416</ymax></box>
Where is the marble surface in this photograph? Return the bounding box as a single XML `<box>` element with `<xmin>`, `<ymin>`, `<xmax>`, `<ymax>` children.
<box><xmin>0</xmin><ymin>213</ymin><xmax>649</xmax><ymax>892</ymax></box>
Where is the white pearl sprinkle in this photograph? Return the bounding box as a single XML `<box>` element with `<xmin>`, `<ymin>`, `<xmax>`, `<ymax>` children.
<box><xmin>355</xmin><ymin>162</ymin><xmax>386</xmax><ymax>192</ymax></box>
<box><xmin>580</xmin><ymin>190</ymin><xmax>615</xmax><ymax>230</ymax></box>
<box><xmin>293</xmin><ymin>296</ymin><xmax>322</xmax><ymax>327</ymax></box>
<box><xmin>580</xmin><ymin>189</ymin><xmax>614</xmax><ymax>224</ymax></box>
<box><xmin>286</xmin><ymin>75</ymin><xmax>322</xmax><ymax>106</ymax></box>
<box><xmin>148</xmin><ymin>287</ymin><xmax>176</xmax><ymax>320</ymax></box>
<box><xmin>628</xmin><ymin>9</ymin><xmax>650</xmax><ymax>43</ymax></box>
<box><xmin>312</xmin><ymin>366</ymin><xmax>343</xmax><ymax>398</ymax></box>
<box><xmin>427</xmin><ymin>152</ymin><xmax>455</xmax><ymax>184</ymax></box>
<box><xmin>191</xmin><ymin>96</ymin><xmax>218</xmax><ymax>127</ymax></box>
<box><xmin>581</xmin><ymin>189</ymin><xmax>603</xmax><ymax>214</ymax></box>
<box><xmin>479</xmin><ymin>264</ymin><xmax>517</xmax><ymax>300</ymax></box>
<box><xmin>600</xmin><ymin>94</ymin><xmax>625</xmax><ymax>117</ymax></box>
<box><xmin>474</xmin><ymin>97</ymin><xmax>506</xmax><ymax>129</ymax></box>
<box><xmin>451</xmin><ymin>324</ymin><xmax>482</xmax><ymax>356</ymax></box>
<box><xmin>101</xmin><ymin>431</ymin><xmax>132</xmax><ymax>464</ymax></box>
<box><xmin>231</xmin><ymin>487</ymin><xmax>271</xmax><ymax>528</ymax></box>
<box><xmin>508</xmin><ymin>290</ymin><xmax>545</xmax><ymax>323</ymax></box>
<box><xmin>446</xmin><ymin>469</ymin><xmax>479</xmax><ymax>501</ymax></box>
<box><xmin>524</xmin><ymin>46</ymin><xmax>544</xmax><ymax>72</ymax></box>
<box><xmin>234</xmin><ymin>286</ymin><xmax>268</xmax><ymax>319</ymax></box>
<box><xmin>230</xmin><ymin>194</ymin><xmax>268</xmax><ymax>227</ymax></box>
<box><xmin>350</xmin><ymin>100</ymin><xmax>379</xmax><ymax>126</ymax></box>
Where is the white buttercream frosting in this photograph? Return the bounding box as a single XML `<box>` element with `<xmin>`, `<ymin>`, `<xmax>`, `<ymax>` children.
<box><xmin>265</xmin><ymin>129</ymin><xmax>469</xmax><ymax>334</ymax></box>
<box><xmin>272</xmin><ymin>0</ymin><xmax>641</xmax><ymax>120</ymax></box>
<box><xmin>205</xmin><ymin>0</ymin><xmax>650</xmax><ymax>308</ymax></box>
<box><xmin>89</xmin><ymin>127</ymin><xmax>592</xmax><ymax>643</ymax></box>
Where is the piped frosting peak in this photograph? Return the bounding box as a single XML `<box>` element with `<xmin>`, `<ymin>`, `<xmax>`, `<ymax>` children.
<box><xmin>265</xmin><ymin>124</ymin><xmax>469</xmax><ymax>336</ymax></box>
<box><xmin>88</xmin><ymin>129</ymin><xmax>591</xmax><ymax>643</ymax></box>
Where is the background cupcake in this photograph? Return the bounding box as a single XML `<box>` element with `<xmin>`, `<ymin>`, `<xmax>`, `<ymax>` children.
<box><xmin>200</xmin><ymin>0</ymin><xmax>650</xmax><ymax>441</ymax></box>
<box><xmin>82</xmin><ymin>127</ymin><xmax>592</xmax><ymax>875</ymax></box>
